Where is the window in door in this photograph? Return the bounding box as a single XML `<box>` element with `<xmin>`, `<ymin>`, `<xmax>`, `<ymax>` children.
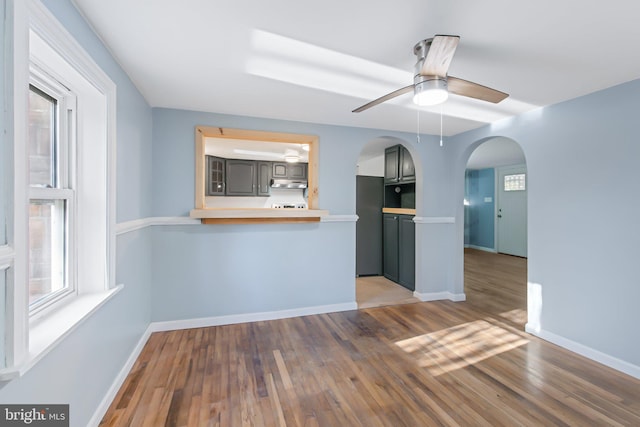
<box><xmin>504</xmin><ymin>173</ymin><xmax>526</xmax><ymax>192</ymax></box>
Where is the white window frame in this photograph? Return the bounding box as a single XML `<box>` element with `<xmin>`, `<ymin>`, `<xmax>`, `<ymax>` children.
<box><xmin>28</xmin><ymin>67</ymin><xmax>77</xmax><ymax>315</ymax></box>
<box><xmin>0</xmin><ymin>0</ymin><xmax>119</xmax><ymax>380</ymax></box>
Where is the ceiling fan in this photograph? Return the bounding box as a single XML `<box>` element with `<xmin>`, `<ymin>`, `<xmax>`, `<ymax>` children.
<box><xmin>352</xmin><ymin>35</ymin><xmax>508</xmax><ymax>113</ymax></box>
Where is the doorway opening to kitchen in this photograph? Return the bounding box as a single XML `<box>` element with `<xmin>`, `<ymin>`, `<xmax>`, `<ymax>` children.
<box><xmin>463</xmin><ymin>136</ymin><xmax>528</xmax><ymax>328</ymax></box>
<box><xmin>355</xmin><ymin>136</ymin><xmax>420</xmax><ymax>309</ymax></box>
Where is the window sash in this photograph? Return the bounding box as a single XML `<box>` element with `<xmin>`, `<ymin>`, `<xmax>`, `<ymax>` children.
<box><xmin>28</xmin><ymin>85</ymin><xmax>57</xmax><ymax>188</ymax></box>
<box><xmin>28</xmin><ymin>199</ymin><xmax>72</xmax><ymax>311</ymax></box>
<box><xmin>27</xmin><ymin>71</ymin><xmax>76</xmax><ymax>315</ymax></box>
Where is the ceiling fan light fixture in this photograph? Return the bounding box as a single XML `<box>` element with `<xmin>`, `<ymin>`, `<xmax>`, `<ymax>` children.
<box><xmin>285</xmin><ymin>155</ymin><xmax>299</xmax><ymax>163</ymax></box>
<box><xmin>413</xmin><ymin>78</ymin><xmax>448</xmax><ymax>106</ymax></box>
<box><xmin>284</xmin><ymin>149</ymin><xmax>300</xmax><ymax>163</ymax></box>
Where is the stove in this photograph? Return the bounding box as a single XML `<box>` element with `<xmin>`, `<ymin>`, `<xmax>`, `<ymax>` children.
<box><xmin>271</xmin><ymin>203</ymin><xmax>306</xmax><ymax>209</ymax></box>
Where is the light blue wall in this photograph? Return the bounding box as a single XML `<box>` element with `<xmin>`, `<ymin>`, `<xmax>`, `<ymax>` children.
<box><xmin>448</xmin><ymin>79</ymin><xmax>640</xmax><ymax>370</ymax></box>
<box><xmin>465</xmin><ymin>168</ymin><xmax>495</xmax><ymax>249</ymax></box>
<box><xmin>0</xmin><ymin>271</ymin><xmax>4</xmax><ymax>369</ymax></box>
<box><xmin>151</xmin><ymin>222</ymin><xmax>355</xmax><ymax>321</ymax></box>
<box><xmin>0</xmin><ymin>0</ymin><xmax>5</xmax><ymax>247</ymax></box>
<box><xmin>0</xmin><ymin>0</ymin><xmax>7</xmax><ymax>370</ymax></box>
<box><xmin>150</xmin><ymin>108</ymin><xmax>443</xmax><ymax>321</ymax></box>
<box><xmin>151</xmin><ymin>108</ymin><xmax>439</xmax><ymax>216</ymax></box>
<box><xmin>0</xmin><ymin>1</ymin><xmax>153</xmax><ymax>426</ymax></box>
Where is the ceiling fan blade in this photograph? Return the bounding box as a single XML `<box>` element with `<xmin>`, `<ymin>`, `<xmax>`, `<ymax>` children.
<box><xmin>420</xmin><ymin>35</ymin><xmax>460</xmax><ymax>77</ymax></box>
<box><xmin>447</xmin><ymin>76</ymin><xmax>509</xmax><ymax>103</ymax></box>
<box><xmin>352</xmin><ymin>85</ymin><xmax>414</xmax><ymax>113</ymax></box>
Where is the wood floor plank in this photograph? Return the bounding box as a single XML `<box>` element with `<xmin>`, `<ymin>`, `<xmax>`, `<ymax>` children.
<box><xmin>101</xmin><ymin>249</ymin><xmax>640</xmax><ymax>426</ymax></box>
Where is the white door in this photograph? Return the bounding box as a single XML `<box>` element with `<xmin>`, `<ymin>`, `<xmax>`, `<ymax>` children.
<box><xmin>497</xmin><ymin>165</ymin><xmax>527</xmax><ymax>257</ymax></box>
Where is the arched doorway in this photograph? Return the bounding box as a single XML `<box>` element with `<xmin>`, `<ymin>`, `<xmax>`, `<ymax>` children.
<box><xmin>355</xmin><ymin>137</ymin><xmax>420</xmax><ymax>309</ymax></box>
<box><xmin>463</xmin><ymin>137</ymin><xmax>528</xmax><ymax>327</ymax></box>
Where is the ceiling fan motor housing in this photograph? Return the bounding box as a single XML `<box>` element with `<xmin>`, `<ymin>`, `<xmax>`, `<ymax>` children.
<box><xmin>413</xmin><ymin>38</ymin><xmax>433</xmax><ymax>61</ymax></box>
<box><xmin>412</xmin><ymin>38</ymin><xmax>449</xmax><ymax>105</ymax></box>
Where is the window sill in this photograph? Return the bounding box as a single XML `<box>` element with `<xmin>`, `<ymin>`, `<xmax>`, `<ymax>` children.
<box><xmin>0</xmin><ymin>285</ymin><xmax>123</xmax><ymax>382</ymax></box>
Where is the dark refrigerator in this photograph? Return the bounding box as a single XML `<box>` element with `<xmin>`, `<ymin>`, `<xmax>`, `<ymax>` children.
<box><xmin>356</xmin><ymin>175</ymin><xmax>384</xmax><ymax>276</ymax></box>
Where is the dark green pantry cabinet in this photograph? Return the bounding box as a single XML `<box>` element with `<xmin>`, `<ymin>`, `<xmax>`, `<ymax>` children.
<box><xmin>383</xmin><ymin>214</ymin><xmax>415</xmax><ymax>291</ymax></box>
<box><xmin>383</xmin><ymin>214</ymin><xmax>400</xmax><ymax>282</ymax></box>
<box><xmin>206</xmin><ymin>156</ymin><xmax>225</xmax><ymax>196</ymax></box>
<box><xmin>398</xmin><ymin>215</ymin><xmax>415</xmax><ymax>290</ymax></box>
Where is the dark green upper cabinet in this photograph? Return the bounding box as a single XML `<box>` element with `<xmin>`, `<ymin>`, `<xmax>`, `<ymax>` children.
<box><xmin>385</xmin><ymin>145</ymin><xmax>415</xmax><ymax>184</ymax></box>
<box><xmin>384</xmin><ymin>145</ymin><xmax>400</xmax><ymax>184</ymax></box>
<box><xmin>400</xmin><ymin>146</ymin><xmax>415</xmax><ymax>182</ymax></box>
<box><xmin>257</xmin><ymin>161</ymin><xmax>271</xmax><ymax>196</ymax></box>
<box><xmin>206</xmin><ymin>158</ymin><xmax>307</xmax><ymax>197</ymax></box>
<box><xmin>273</xmin><ymin>162</ymin><xmax>288</xmax><ymax>179</ymax></box>
<box><xmin>225</xmin><ymin>160</ymin><xmax>256</xmax><ymax>196</ymax></box>
<box><xmin>272</xmin><ymin>162</ymin><xmax>308</xmax><ymax>180</ymax></box>
<box><xmin>206</xmin><ymin>155</ymin><xmax>225</xmax><ymax>196</ymax></box>
<box><xmin>287</xmin><ymin>163</ymin><xmax>307</xmax><ymax>180</ymax></box>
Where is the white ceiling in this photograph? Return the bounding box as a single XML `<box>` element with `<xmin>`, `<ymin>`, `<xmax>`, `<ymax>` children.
<box><xmin>72</xmin><ymin>0</ymin><xmax>640</xmax><ymax>136</ymax></box>
<box><xmin>205</xmin><ymin>138</ymin><xmax>309</xmax><ymax>162</ymax></box>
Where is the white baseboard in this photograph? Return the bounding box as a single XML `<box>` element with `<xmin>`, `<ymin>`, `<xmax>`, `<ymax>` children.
<box><xmin>413</xmin><ymin>216</ymin><xmax>455</xmax><ymax>224</ymax></box>
<box><xmin>413</xmin><ymin>291</ymin><xmax>466</xmax><ymax>302</ymax></box>
<box><xmin>466</xmin><ymin>244</ymin><xmax>497</xmax><ymax>253</ymax></box>
<box><xmin>88</xmin><ymin>325</ymin><xmax>153</xmax><ymax>427</ymax></box>
<box><xmin>525</xmin><ymin>324</ymin><xmax>640</xmax><ymax>380</ymax></box>
<box><xmin>149</xmin><ymin>302</ymin><xmax>358</xmax><ymax>333</ymax></box>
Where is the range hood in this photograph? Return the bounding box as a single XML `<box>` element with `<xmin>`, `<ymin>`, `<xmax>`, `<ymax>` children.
<box><xmin>270</xmin><ymin>178</ymin><xmax>307</xmax><ymax>189</ymax></box>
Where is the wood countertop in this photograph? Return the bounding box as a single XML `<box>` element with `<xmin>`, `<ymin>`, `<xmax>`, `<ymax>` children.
<box><xmin>190</xmin><ymin>208</ymin><xmax>329</xmax><ymax>224</ymax></box>
<box><xmin>382</xmin><ymin>208</ymin><xmax>416</xmax><ymax>215</ymax></box>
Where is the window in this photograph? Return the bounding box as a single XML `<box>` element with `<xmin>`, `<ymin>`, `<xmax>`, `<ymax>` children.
<box><xmin>0</xmin><ymin>0</ymin><xmax>118</xmax><ymax>379</ymax></box>
<box><xmin>28</xmin><ymin>78</ymin><xmax>76</xmax><ymax>313</ymax></box>
<box><xmin>504</xmin><ymin>173</ymin><xmax>526</xmax><ymax>192</ymax></box>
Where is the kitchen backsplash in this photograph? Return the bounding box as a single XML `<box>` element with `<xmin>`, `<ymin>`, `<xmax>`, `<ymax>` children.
<box><xmin>205</xmin><ymin>188</ymin><xmax>307</xmax><ymax>209</ymax></box>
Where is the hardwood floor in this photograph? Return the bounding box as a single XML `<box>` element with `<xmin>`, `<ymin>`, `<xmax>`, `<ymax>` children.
<box><xmin>464</xmin><ymin>248</ymin><xmax>528</xmax><ymax>328</ymax></box>
<box><xmin>101</xmin><ymin>251</ymin><xmax>640</xmax><ymax>426</ymax></box>
<box><xmin>356</xmin><ymin>275</ymin><xmax>419</xmax><ymax>309</ymax></box>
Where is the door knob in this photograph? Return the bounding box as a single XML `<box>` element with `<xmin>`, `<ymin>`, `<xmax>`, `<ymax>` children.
<box><xmin>497</xmin><ymin>214</ymin><xmax>502</xmax><ymax>218</ymax></box>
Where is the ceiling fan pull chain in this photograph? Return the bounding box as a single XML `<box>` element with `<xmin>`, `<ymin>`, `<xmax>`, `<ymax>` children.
<box><xmin>439</xmin><ymin>105</ymin><xmax>444</xmax><ymax>147</ymax></box>
<box><xmin>416</xmin><ymin>108</ymin><xmax>421</xmax><ymax>143</ymax></box>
